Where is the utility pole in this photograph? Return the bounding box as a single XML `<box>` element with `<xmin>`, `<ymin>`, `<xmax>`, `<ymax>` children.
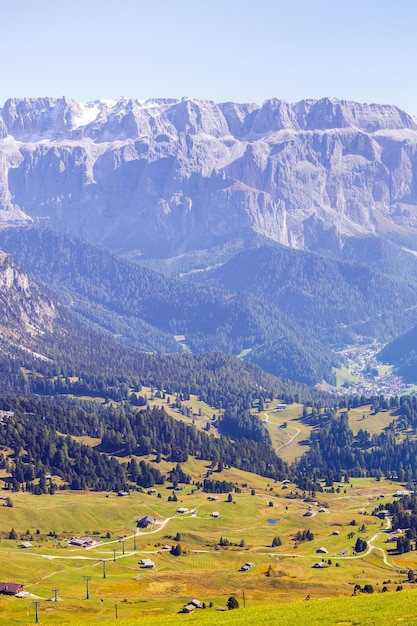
<box><xmin>133</xmin><ymin>531</ymin><xmax>137</xmax><ymax>551</ymax></box>
<box><xmin>243</xmin><ymin>590</ymin><xmax>246</xmax><ymax>608</ymax></box>
<box><xmin>32</xmin><ymin>600</ymin><xmax>41</xmax><ymax>624</ymax></box>
<box><xmin>115</xmin><ymin>602</ymin><xmax>118</xmax><ymax>619</ymax></box>
<box><xmin>102</xmin><ymin>560</ymin><xmax>107</xmax><ymax>579</ymax></box>
<box><xmin>83</xmin><ymin>576</ymin><xmax>92</xmax><ymax>600</ymax></box>
<box><xmin>52</xmin><ymin>588</ymin><xmax>59</xmax><ymax>602</ymax></box>
<box><xmin>121</xmin><ymin>539</ymin><xmax>125</xmax><ymax>555</ymax></box>
<box><xmin>113</xmin><ymin>549</ymin><xmax>117</xmax><ymax>562</ymax></box>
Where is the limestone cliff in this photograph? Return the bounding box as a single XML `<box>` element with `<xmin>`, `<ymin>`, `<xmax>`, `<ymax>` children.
<box><xmin>0</xmin><ymin>248</ymin><xmax>59</xmax><ymax>358</ymax></box>
<box><xmin>0</xmin><ymin>96</ymin><xmax>416</xmax><ymax>256</ymax></box>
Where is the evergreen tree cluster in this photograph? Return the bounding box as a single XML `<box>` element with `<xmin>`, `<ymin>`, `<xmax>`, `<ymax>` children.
<box><xmin>202</xmin><ymin>479</ymin><xmax>234</xmax><ymax>494</ymax></box>
<box><xmin>294</xmin><ymin>529</ymin><xmax>314</xmax><ymax>542</ymax></box>
<box><xmin>354</xmin><ymin>538</ymin><xmax>367</xmax><ymax>553</ymax></box>
<box><xmin>0</xmin><ymin>413</ymin><xmax>129</xmax><ymax>492</ymax></box>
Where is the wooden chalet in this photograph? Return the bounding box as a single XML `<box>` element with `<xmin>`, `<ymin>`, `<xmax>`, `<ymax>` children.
<box><xmin>0</xmin><ymin>582</ymin><xmax>24</xmax><ymax>595</ymax></box>
<box><xmin>137</xmin><ymin>515</ymin><xmax>155</xmax><ymax>528</ymax></box>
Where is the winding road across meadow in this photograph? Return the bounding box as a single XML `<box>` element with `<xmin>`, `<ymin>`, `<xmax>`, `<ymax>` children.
<box><xmin>26</xmin><ymin>507</ymin><xmax>397</xmax><ymax>571</ymax></box>
<box><xmin>264</xmin><ymin>410</ymin><xmax>301</xmax><ymax>452</ymax></box>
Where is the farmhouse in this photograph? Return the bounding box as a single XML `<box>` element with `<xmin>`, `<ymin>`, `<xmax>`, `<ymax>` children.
<box><xmin>240</xmin><ymin>561</ymin><xmax>255</xmax><ymax>571</ymax></box>
<box><xmin>139</xmin><ymin>558</ymin><xmax>155</xmax><ymax>568</ymax></box>
<box><xmin>189</xmin><ymin>599</ymin><xmax>201</xmax><ymax>608</ymax></box>
<box><xmin>69</xmin><ymin>538</ymin><xmax>86</xmax><ymax>547</ymax></box>
<box><xmin>177</xmin><ymin>507</ymin><xmax>188</xmax><ymax>513</ymax></box>
<box><xmin>0</xmin><ymin>582</ymin><xmax>24</xmax><ymax>596</ymax></box>
<box><xmin>69</xmin><ymin>536</ymin><xmax>97</xmax><ymax>547</ymax></box>
<box><xmin>20</xmin><ymin>541</ymin><xmax>33</xmax><ymax>549</ymax></box>
<box><xmin>316</xmin><ymin>547</ymin><xmax>328</xmax><ymax>554</ymax></box>
<box><xmin>211</xmin><ymin>511</ymin><xmax>219</xmax><ymax>518</ymax></box>
<box><xmin>137</xmin><ymin>515</ymin><xmax>155</xmax><ymax>528</ymax></box>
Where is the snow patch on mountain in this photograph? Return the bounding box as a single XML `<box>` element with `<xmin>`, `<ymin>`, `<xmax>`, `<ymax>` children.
<box><xmin>71</xmin><ymin>101</ymin><xmax>102</xmax><ymax>129</ymax></box>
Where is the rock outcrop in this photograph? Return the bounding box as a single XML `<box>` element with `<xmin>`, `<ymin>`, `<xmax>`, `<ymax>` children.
<box><xmin>0</xmin><ymin>248</ymin><xmax>58</xmax><ymax>351</ymax></box>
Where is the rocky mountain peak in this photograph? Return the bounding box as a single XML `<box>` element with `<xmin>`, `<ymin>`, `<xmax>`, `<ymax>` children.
<box><xmin>0</xmin><ymin>96</ymin><xmax>417</xmax><ymax>257</ymax></box>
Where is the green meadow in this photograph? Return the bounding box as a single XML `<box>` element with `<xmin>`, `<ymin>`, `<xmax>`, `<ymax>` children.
<box><xmin>1</xmin><ymin>468</ymin><xmax>417</xmax><ymax>624</ymax></box>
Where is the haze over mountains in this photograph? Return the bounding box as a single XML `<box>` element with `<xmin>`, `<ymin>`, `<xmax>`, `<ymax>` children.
<box><xmin>1</xmin><ymin>95</ymin><xmax>417</xmax><ymax>386</ymax></box>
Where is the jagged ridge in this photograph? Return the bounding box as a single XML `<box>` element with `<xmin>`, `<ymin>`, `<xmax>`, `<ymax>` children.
<box><xmin>1</xmin><ymin>96</ymin><xmax>417</xmax><ymax>257</ymax></box>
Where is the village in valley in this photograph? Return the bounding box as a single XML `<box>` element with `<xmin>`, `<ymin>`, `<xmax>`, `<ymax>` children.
<box><xmin>335</xmin><ymin>344</ymin><xmax>412</xmax><ymax>397</ymax></box>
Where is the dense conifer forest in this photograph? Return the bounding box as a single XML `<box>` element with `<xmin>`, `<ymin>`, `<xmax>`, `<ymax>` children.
<box><xmin>2</xmin><ymin>388</ymin><xmax>417</xmax><ymax>494</ymax></box>
<box><xmin>0</xmin><ymin>396</ymin><xmax>289</xmax><ymax>492</ymax></box>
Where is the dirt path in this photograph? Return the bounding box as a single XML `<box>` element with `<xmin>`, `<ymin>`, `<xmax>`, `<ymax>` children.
<box><xmin>276</xmin><ymin>426</ymin><xmax>301</xmax><ymax>451</ymax></box>
<box><xmin>265</xmin><ymin>411</ymin><xmax>301</xmax><ymax>451</ymax></box>
<box><xmin>360</xmin><ymin>516</ymin><xmax>396</xmax><ymax>568</ymax></box>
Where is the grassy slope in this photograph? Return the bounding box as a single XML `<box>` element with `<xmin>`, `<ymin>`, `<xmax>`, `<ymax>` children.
<box><xmin>2</xmin><ymin>590</ymin><xmax>417</xmax><ymax>625</ymax></box>
<box><xmin>347</xmin><ymin>406</ymin><xmax>397</xmax><ymax>437</ymax></box>
<box><xmin>259</xmin><ymin>402</ymin><xmax>312</xmax><ymax>464</ymax></box>
<box><xmin>260</xmin><ymin>402</ymin><xmax>402</xmax><ymax>463</ymax></box>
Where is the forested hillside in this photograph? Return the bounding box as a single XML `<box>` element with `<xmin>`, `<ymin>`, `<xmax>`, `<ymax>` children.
<box><xmin>0</xmin><ymin>226</ymin><xmax>339</xmax><ymax>384</ymax></box>
<box><xmin>300</xmin><ymin>396</ymin><xmax>417</xmax><ymax>482</ymax></box>
<box><xmin>379</xmin><ymin>325</ymin><xmax>417</xmax><ymax>382</ymax></box>
<box><xmin>0</xmin><ymin>396</ymin><xmax>289</xmax><ymax>493</ymax></box>
<box><xmin>4</xmin><ymin>391</ymin><xmax>417</xmax><ymax>495</ymax></box>
<box><xmin>194</xmin><ymin>244</ymin><xmax>417</xmax><ymax>346</ymax></box>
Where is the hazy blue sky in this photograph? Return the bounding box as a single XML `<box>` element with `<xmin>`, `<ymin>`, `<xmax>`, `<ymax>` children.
<box><xmin>2</xmin><ymin>0</ymin><xmax>416</xmax><ymax>114</ymax></box>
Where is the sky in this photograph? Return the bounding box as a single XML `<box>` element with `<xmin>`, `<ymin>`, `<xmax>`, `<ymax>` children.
<box><xmin>1</xmin><ymin>0</ymin><xmax>416</xmax><ymax>114</ymax></box>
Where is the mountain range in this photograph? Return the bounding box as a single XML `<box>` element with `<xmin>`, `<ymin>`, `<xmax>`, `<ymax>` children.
<box><xmin>1</xmin><ymin>96</ymin><xmax>417</xmax><ymax>262</ymax></box>
<box><xmin>1</xmin><ymin>96</ymin><xmax>417</xmax><ymax>387</ymax></box>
